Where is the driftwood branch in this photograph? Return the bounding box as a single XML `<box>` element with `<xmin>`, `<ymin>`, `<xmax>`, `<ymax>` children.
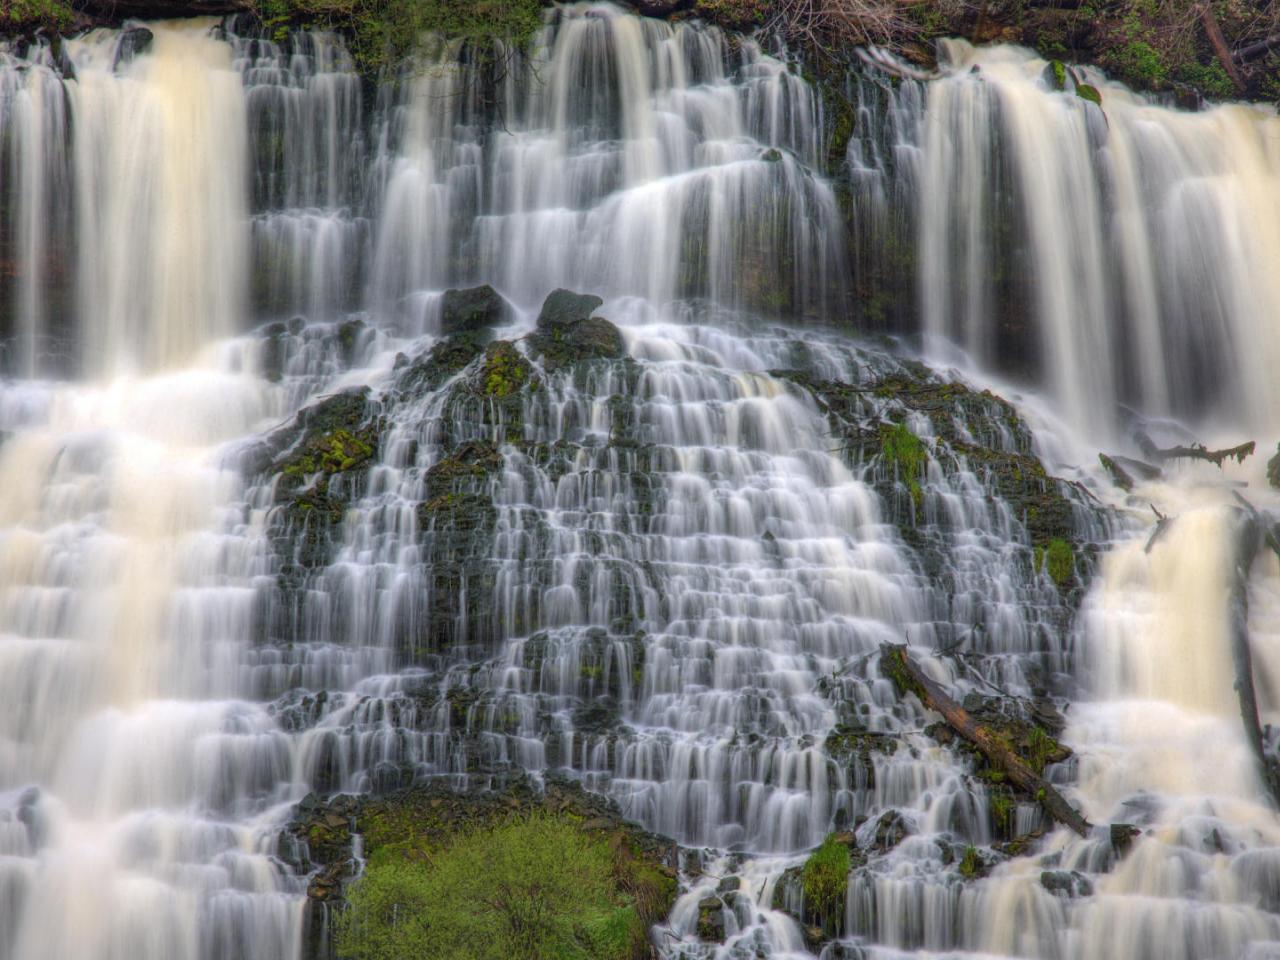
<box><xmin>1135</xmin><ymin>432</ymin><xmax>1255</xmax><ymax>468</ymax></box>
<box><xmin>879</xmin><ymin>645</ymin><xmax>1092</xmax><ymax>837</ymax></box>
<box><xmin>1198</xmin><ymin>3</ymin><xmax>1248</xmax><ymax>92</ymax></box>
<box><xmin>1223</xmin><ymin>503</ymin><xmax>1280</xmax><ymax>808</ymax></box>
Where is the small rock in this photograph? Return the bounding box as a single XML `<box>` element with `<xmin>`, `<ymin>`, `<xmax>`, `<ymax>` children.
<box><xmin>696</xmin><ymin>896</ymin><xmax>725</xmax><ymax>941</ymax></box>
<box><xmin>1040</xmin><ymin>869</ymin><xmax>1093</xmax><ymax>897</ymax></box>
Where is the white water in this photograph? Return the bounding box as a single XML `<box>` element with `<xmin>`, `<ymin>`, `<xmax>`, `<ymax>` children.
<box><xmin>0</xmin><ymin>6</ymin><xmax>1279</xmax><ymax>960</ymax></box>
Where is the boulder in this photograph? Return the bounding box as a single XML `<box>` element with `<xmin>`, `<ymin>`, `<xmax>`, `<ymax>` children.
<box><xmin>440</xmin><ymin>285</ymin><xmax>510</xmax><ymax>336</ymax></box>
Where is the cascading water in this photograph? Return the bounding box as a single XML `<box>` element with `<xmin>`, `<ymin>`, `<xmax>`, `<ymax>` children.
<box><xmin>2</xmin><ymin>4</ymin><xmax>1280</xmax><ymax>959</ymax></box>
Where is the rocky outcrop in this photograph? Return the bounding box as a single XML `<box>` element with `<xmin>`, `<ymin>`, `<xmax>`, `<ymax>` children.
<box><xmin>284</xmin><ymin>774</ymin><xmax>678</xmax><ymax>960</ymax></box>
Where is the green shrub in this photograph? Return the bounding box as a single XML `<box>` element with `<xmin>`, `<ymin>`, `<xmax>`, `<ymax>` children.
<box><xmin>801</xmin><ymin>833</ymin><xmax>850</xmax><ymax>921</ymax></box>
<box><xmin>336</xmin><ymin>813</ymin><xmax>652</xmax><ymax>960</ymax></box>
<box><xmin>880</xmin><ymin>421</ymin><xmax>927</xmax><ymax>506</ymax></box>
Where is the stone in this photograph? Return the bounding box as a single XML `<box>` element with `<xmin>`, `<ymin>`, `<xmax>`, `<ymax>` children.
<box><xmin>440</xmin><ymin>285</ymin><xmax>509</xmax><ymax>336</ymax></box>
<box><xmin>536</xmin><ymin>288</ymin><xmax>603</xmax><ymax>328</ymax></box>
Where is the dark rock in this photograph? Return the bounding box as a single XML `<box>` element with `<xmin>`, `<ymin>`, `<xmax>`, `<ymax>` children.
<box><xmin>1110</xmin><ymin>823</ymin><xmax>1141</xmax><ymax>857</ymax></box>
<box><xmin>527</xmin><ymin>291</ymin><xmax>626</xmax><ymax>373</ymax></box>
<box><xmin>869</xmin><ymin>809</ymin><xmax>910</xmax><ymax>853</ymax></box>
<box><xmin>113</xmin><ymin>23</ymin><xmax>153</xmax><ymax>68</ymax></box>
<box><xmin>1040</xmin><ymin>869</ymin><xmax>1094</xmax><ymax>897</ymax></box>
<box><xmin>536</xmin><ymin>288</ymin><xmax>603</xmax><ymax>327</ymax></box>
<box><xmin>696</xmin><ymin>896</ymin><xmax>725</xmax><ymax>941</ymax></box>
<box><xmin>1268</xmin><ymin>443</ymin><xmax>1280</xmax><ymax>489</ymax></box>
<box><xmin>440</xmin><ymin>285</ymin><xmax>509</xmax><ymax>336</ymax></box>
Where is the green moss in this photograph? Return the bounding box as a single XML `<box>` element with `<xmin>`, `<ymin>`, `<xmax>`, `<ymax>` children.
<box><xmin>801</xmin><ymin>834</ymin><xmax>850</xmax><ymax>921</ymax></box>
<box><xmin>254</xmin><ymin>0</ymin><xmax>543</xmax><ymax>73</ymax></box>
<box><xmin>1026</xmin><ymin>725</ymin><xmax>1060</xmax><ymax>773</ymax></box>
<box><xmin>0</xmin><ymin>0</ymin><xmax>73</xmax><ymax>30</ymax></box>
<box><xmin>989</xmin><ymin>791</ymin><xmax>1014</xmax><ymax>832</ymax></box>
<box><xmin>880</xmin><ymin>421</ymin><xmax>927</xmax><ymax>506</ymax></box>
<box><xmin>479</xmin><ymin>341</ymin><xmax>530</xmax><ymax>398</ymax></box>
<box><xmin>691</xmin><ymin>0</ymin><xmax>770</xmax><ymax>29</ymax></box>
<box><xmin>1075</xmin><ymin>83</ymin><xmax>1102</xmax><ymax>106</ymax></box>
<box><xmin>958</xmin><ymin>845</ymin><xmax>982</xmax><ymax>879</ymax></box>
<box><xmin>1049</xmin><ymin>59</ymin><xmax>1067</xmax><ymax>90</ymax></box>
<box><xmin>282</xmin><ymin>427</ymin><xmax>375</xmax><ymax>477</ymax></box>
<box><xmin>1173</xmin><ymin>60</ymin><xmax>1236</xmax><ymax>101</ymax></box>
<box><xmin>1035</xmin><ymin>537</ymin><xmax>1074</xmax><ymax>586</ymax></box>
<box><xmin>880</xmin><ymin>645</ymin><xmax>927</xmax><ymax>701</ymax></box>
<box><xmin>337</xmin><ymin>812</ymin><xmax>657</xmax><ymax>960</ymax></box>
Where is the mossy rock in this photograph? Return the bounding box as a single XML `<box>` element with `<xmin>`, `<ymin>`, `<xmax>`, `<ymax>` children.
<box><xmin>473</xmin><ymin>340</ymin><xmax>535</xmax><ymax>398</ymax></box>
<box><xmin>440</xmin><ymin>284</ymin><xmax>510</xmax><ymax>336</ymax></box>
<box><xmin>536</xmin><ymin>288</ymin><xmax>603</xmax><ymax>327</ymax></box>
<box><xmin>423</xmin><ymin>438</ymin><xmax>503</xmax><ymax>501</ymax></box>
<box><xmin>397</xmin><ymin>328</ymin><xmax>491</xmax><ymax>397</ymax></box>
<box><xmin>527</xmin><ymin>289</ymin><xmax>626</xmax><ymax>372</ymax></box>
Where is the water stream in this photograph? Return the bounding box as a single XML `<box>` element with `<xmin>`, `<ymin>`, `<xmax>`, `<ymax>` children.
<box><xmin>2</xmin><ymin>5</ymin><xmax>1280</xmax><ymax>958</ymax></box>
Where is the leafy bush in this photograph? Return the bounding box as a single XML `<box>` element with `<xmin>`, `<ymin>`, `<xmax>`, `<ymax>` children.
<box><xmin>336</xmin><ymin>813</ymin><xmax>655</xmax><ymax>960</ymax></box>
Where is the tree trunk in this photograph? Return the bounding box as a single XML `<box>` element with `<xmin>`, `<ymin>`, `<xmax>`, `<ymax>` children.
<box><xmin>879</xmin><ymin>645</ymin><xmax>1093</xmax><ymax>837</ymax></box>
<box><xmin>1199</xmin><ymin>3</ymin><xmax>1248</xmax><ymax>93</ymax></box>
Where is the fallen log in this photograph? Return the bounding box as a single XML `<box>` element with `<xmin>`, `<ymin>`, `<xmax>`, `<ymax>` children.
<box><xmin>879</xmin><ymin>644</ymin><xmax>1093</xmax><ymax>837</ymax></box>
<box><xmin>1135</xmin><ymin>432</ymin><xmax>1255</xmax><ymax>468</ymax></box>
<box><xmin>1198</xmin><ymin>3</ymin><xmax>1248</xmax><ymax>93</ymax></box>
<box><xmin>1223</xmin><ymin>504</ymin><xmax>1280</xmax><ymax>808</ymax></box>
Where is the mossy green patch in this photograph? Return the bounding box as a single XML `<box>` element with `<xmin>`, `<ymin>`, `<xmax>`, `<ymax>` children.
<box><xmin>479</xmin><ymin>341</ymin><xmax>531</xmax><ymax>398</ymax></box>
<box><xmin>340</xmin><ymin>803</ymin><xmax>672</xmax><ymax>960</ymax></box>
<box><xmin>1075</xmin><ymin>83</ymin><xmax>1102</xmax><ymax>106</ymax></box>
<box><xmin>1035</xmin><ymin>537</ymin><xmax>1074</xmax><ymax>586</ymax></box>
<box><xmin>801</xmin><ymin>833</ymin><xmax>850</xmax><ymax>922</ymax></box>
<box><xmin>253</xmin><ymin>0</ymin><xmax>543</xmax><ymax>73</ymax></box>
<box><xmin>958</xmin><ymin>845</ymin><xmax>983</xmax><ymax>879</ymax></box>
<box><xmin>879</xmin><ymin>421</ymin><xmax>927</xmax><ymax>506</ymax></box>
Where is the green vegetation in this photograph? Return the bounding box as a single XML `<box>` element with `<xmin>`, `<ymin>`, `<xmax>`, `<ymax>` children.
<box><xmin>1026</xmin><ymin>724</ymin><xmax>1058</xmax><ymax>773</ymax></box>
<box><xmin>958</xmin><ymin>845</ymin><xmax>982</xmax><ymax>879</ymax></box>
<box><xmin>1034</xmin><ymin>537</ymin><xmax>1074</xmax><ymax>586</ymax></box>
<box><xmin>253</xmin><ymin>0</ymin><xmax>543</xmax><ymax>72</ymax></box>
<box><xmin>479</xmin><ymin>341</ymin><xmax>531</xmax><ymax>398</ymax></box>
<box><xmin>282</xmin><ymin>428</ymin><xmax>374</xmax><ymax>477</ymax></box>
<box><xmin>880</xmin><ymin>421</ymin><xmax>927</xmax><ymax>506</ymax></box>
<box><xmin>1</xmin><ymin>0</ymin><xmax>73</xmax><ymax>31</ymax></box>
<box><xmin>1049</xmin><ymin>59</ymin><xmax>1067</xmax><ymax>91</ymax></box>
<box><xmin>800</xmin><ymin>834</ymin><xmax>850</xmax><ymax>921</ymax></box>
<box><xmin>337</xmin><ymin>812</ymin><xmax>659</xmax><ymax>960</ymax></box>
<box><xmin>1075</xmin><ymin>83</ymin><xmax>1102</xmax><ymax>106</ymax></box>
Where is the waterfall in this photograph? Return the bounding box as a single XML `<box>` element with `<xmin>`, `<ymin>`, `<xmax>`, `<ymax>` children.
<box><xmin>913</xmin><ymin>39</ymin><xmax>1280</xmax><ymax>437</ymax></box>
<box><xmin>1</xmin><ymin>4</ymin><xmax>1279</xmax><ymax>959</ymax></box>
